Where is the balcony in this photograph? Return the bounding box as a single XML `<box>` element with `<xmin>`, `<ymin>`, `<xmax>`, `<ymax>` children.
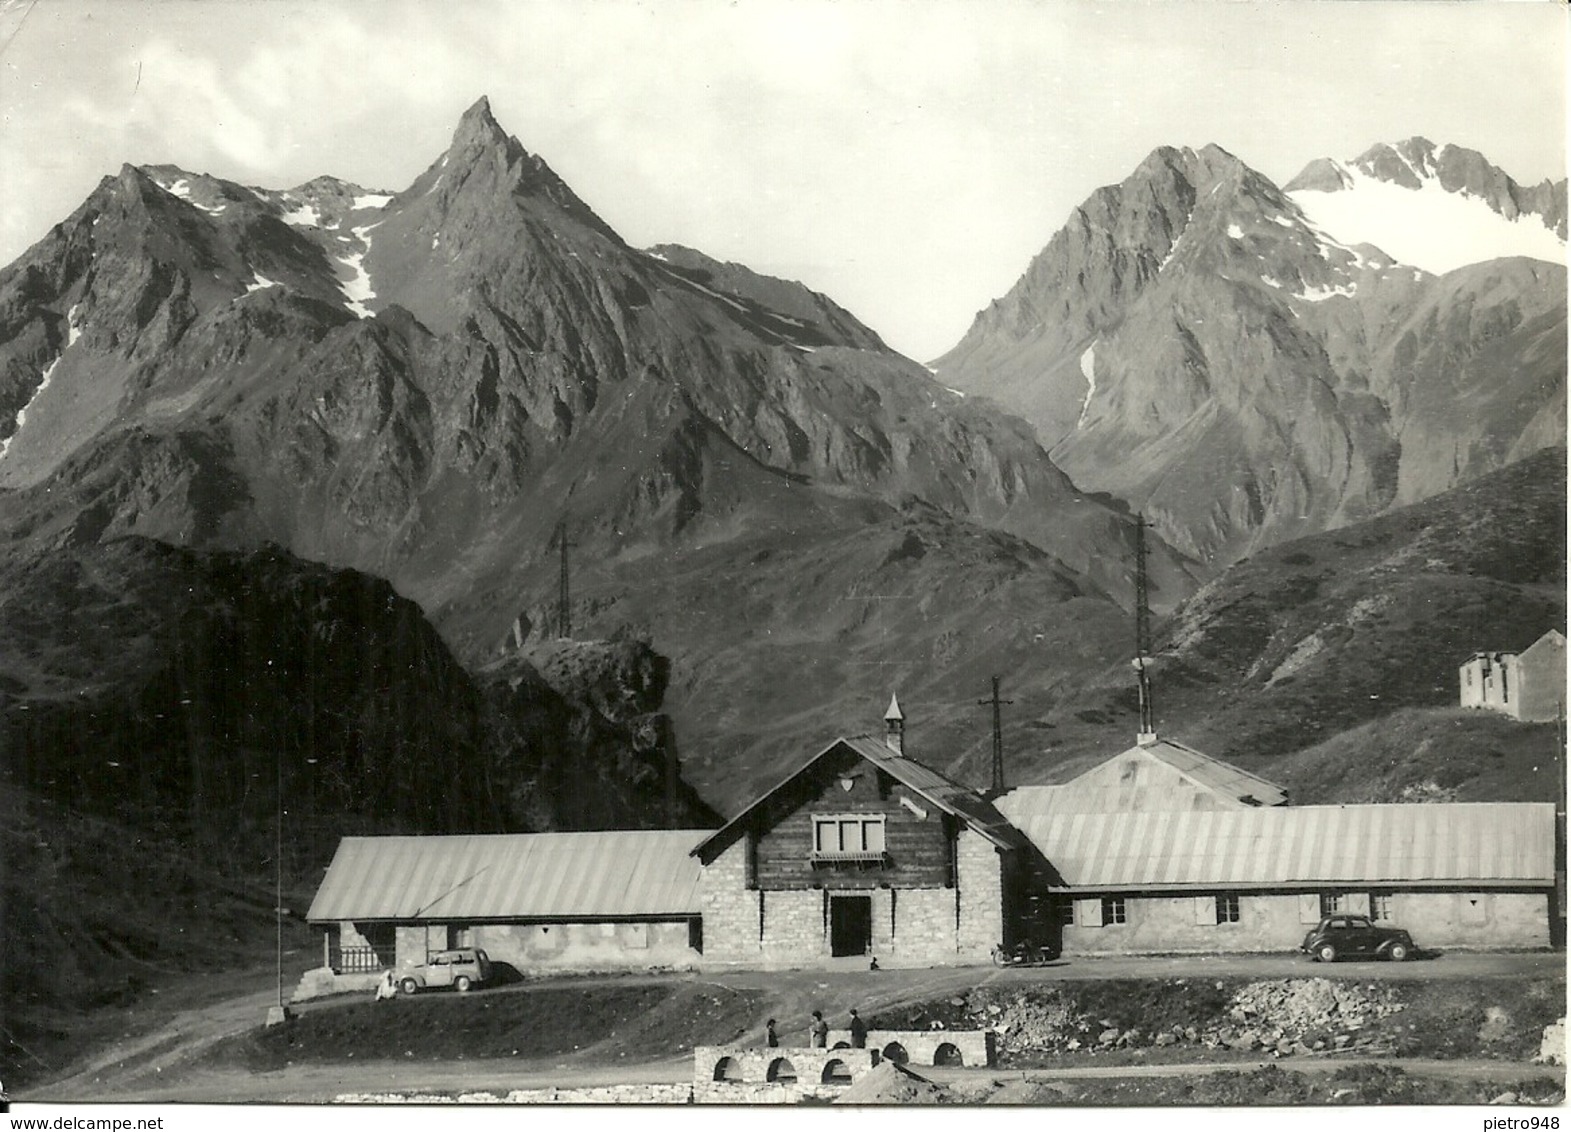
<box><xmin>810</xmin><ymin>849</ymin><xmax>891</xmax><ymax>869</ymax></box>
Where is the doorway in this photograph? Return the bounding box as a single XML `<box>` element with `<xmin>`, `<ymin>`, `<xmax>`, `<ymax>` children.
<box><xmin>830</xmin><ymin>895</ymin><xmax>873</xmax><ymax>956</ymax></box>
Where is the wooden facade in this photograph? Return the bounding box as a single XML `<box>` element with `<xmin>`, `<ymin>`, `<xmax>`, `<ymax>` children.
<box><xmin>694</xmin><ymin>731</ymin><xmax>1016</xmax><ymax>966</ymax></box>
<box><xmin>748</xmin><ymin>743</ymin><xmax>959</xmax><ymax>891</ymax></box>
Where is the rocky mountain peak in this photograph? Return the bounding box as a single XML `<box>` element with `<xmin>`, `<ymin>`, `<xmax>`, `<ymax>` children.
<box><xmin>933</xmin><ymin>137</ymin><xmax>1567</xmax><ymax>566</ymax></box>
<box><xmin>448</xmin><ymin>94</ymin><xmax>518</xmax><ymax>161</ymax></box>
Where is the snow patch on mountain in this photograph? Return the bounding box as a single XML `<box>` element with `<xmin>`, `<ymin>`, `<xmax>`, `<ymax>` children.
<box><xmin>1290</xmin><ymin>164</ymin><xmax>1565</xmax><ymax>274</ymax></box>
<box><xmin>1226</xmin><ymin>224</ymin><xmax>1244</xmax><ymax>239</ymax></box>
<box><xmin>1</xmin><ymin>356</ymin><xmax>60</xmax><ymax>460</ymax></box>
<box><xmin>1076</xmin><ymin>342</ymin><xmax>1097</xmax><ymax>429</ymax></box>
<box><xmin>1295</xmin><ymin>280</ymin><xmax>1358</xmax><ymax>303</ymax></box>
<box><xmin>246</xmin><ymin>273</ymin><xmax>278</xmax><ymax>293</ymax></box>
<box><xmin>280</xmin><ymin>200</ymin><xmax>321</xmax><ymax>228</ymax></box>
<box><xmin>337</xmin><ymin>224</ymin><xmax>380</xmax><ymax>318</ymax></box>
<box><xmin>352</xmin><ymin>193</ymin><xmax>394</xmax><ymax>210</ymax></box>
<box><xmin>66</xmin><ymin>304</ymin><xmax>82</xmax><ymax>349</ymax></box>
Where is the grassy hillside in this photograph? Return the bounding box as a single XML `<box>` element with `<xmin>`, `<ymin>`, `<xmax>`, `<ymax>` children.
<box><xmin>0</xmin><ymin>787</ymin><xmax>319</xmax><ymax>1086</ymax></box>
<box><xmin>1267</xmin><ymin>706</ymin><xmax>1563</xmax><ymax>804</ymax></box>
<box><xmin>978</xmin><ymin>448</ymin><xmax>1566</xmax><ymax>801</ymax></box>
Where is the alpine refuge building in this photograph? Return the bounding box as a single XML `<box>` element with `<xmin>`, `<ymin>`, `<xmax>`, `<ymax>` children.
<box><xmin>304</xmin><ymin>697</ymin><xmax>1557</xmax><ymax>990</ymax></box>
<box><xmin>1459</xmin><ymin>629</ymin><xmax>1566</xmax><ymax>722</ymax></box>
<box><xmin>689</xmin><ymin>696</ymin><xmax>1026</xmax><ymax>967</ymax></box>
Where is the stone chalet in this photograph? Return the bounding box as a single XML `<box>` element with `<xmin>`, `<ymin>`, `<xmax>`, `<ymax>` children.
<box><xmin>1460</xmin><ymin>629</ymin><xmax>1566</xmax><ymax>722</ymax></box>
<box><xmin>302</xmin><ymin>696</ymin><xmax>1557</xmax><ymax>992</ymax></box>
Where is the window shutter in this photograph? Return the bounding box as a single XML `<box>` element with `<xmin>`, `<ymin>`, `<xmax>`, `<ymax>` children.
<box><xmin>1076</xmin><ymin>897</ymin><xmax>1102</xmax><ymax>928</ymax></box>
<box><xmin>1461</xmin><ymin>893</ymin><xmax>1489</xmax><ymax>925</ymax></box>
<box><xmin>1194</xmin><ymin>896</ymin><xmax>1215</xmax><ymax>926</ymax></box>
<box><xmin>1298</xmin><ymin>893</ymin><xmax>1321</xmax><ymax>923</ymax></box>
<box><xmin>1345</xmin><ymin>892</ymin><xmax>1370</xmax><ymax>915</ymax></box>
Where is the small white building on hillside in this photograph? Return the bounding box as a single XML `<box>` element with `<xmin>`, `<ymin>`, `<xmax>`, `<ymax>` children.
<box><xmin>1459</xmin><ymin>629</ymin><xmax>1566</xmax><ymax>722</ymax></box>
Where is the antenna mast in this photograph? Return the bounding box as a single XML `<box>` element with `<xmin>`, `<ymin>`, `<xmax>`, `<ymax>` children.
<box><xmin>1135</xmin><ymin>514</ymin><xmax>1156</xmax><ymax>742</ymax></box>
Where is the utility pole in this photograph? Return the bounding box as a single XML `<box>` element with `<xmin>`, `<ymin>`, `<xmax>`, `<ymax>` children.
<box><xmin>978</xmin><ymin>676</ymin><xmax>1014</xmax><ymax>796</ymax></box>
<box><xmin>551</xmin><ymin>520</ymin><xmax>576</xmax><ymax>640</ymax></box>
<box><xmin>1134</xmin><ymin>513</ymin><xmax>1156</xmax><ymax>742</ymax></box>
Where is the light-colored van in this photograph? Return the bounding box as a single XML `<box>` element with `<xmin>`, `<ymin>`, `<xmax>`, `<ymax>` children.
<box><xmin>398</xmin><ymin>947</ymin><xmax>492</xmax><ymax>994</ymax></box>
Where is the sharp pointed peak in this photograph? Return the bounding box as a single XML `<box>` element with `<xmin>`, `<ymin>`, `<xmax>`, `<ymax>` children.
<box><xmin>451</xmin><ymin>94</ymin><xmax>512</xmax><ymax>151</ymax></box>
<box><xmin>459</xmin><ymin>94</ymin><xmax>497</xmax><ymax>126</ymax></box>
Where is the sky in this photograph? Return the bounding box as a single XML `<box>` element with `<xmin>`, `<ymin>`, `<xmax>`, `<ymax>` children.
<box><xmin>0</xmin><ymin>0</ymin><xmax>1565</xmax><ymax>361</ymax></box>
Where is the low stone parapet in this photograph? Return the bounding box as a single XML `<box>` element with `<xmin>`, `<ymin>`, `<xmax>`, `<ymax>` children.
<box><xmin>826</xmin><ymin>1028</ymin><xmax>992</xmax><ymax>1067</ymax></box>
<box><xmin>693</xmin><ymin>1044</ymin><xmax>878</xmax><ymax>1101</ymax></box>
<box><xmin>292</xmin><ymin>966</ymin><xmax>383</xmax><ymax>1002</ymax></box>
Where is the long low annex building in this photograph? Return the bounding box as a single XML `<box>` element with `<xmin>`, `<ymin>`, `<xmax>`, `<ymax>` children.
<box><xmin>305</xmin><ymin>702</ymin><xmax>1558</xmax><ymax>978</ymax></box>
<box><xmin>305</xmin><ymin>829</ymin><xmax>711</xmax><ymax>984</ymax></box>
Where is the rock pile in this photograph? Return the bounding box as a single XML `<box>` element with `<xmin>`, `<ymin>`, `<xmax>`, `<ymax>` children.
<box><xmin>956</xmin><ymin>987</ymin><xmax>1088</xmax><ymax>1055</ymax></box>
<box><xmin>1215</xmin><ymin>979</ymin><xmax>1405</xmax><ymax>1054</ymax></box>
<box><xmin>954</xmin><ymin>979</ymin><xmax>1406</xmax><ymax>1059</ymax></box>
<box><xmin>834</xmin><ymin>1061</ymin><xmax>953</xmax><ymax>1105</ymax></box>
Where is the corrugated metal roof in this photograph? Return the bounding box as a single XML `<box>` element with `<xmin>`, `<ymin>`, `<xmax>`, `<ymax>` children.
<box><xmin>1010</xmin><ymin>803</ymin><xmax>1556</xmax><ymax>891</ymax></box>
<box><xmin>692</xmin><ymin>735</ymin><xmax>1018</xmax><ymax>862</ymax></box>
<box><xmin>1142</xmin><ymin>739</ymin><xmax>1289</xmax><ymax>806</ymax></box>
<box><xmin>996</xmin><ymin>739</ymin><xmax>1288</xmax><ymax>815</ymax></box>
<box><xmin>306</xmin><ymin>830</ymin><xmax>711</xmax><ymax>923</ymax></box>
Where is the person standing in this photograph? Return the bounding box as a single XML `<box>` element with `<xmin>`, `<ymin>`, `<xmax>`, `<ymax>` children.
<box><xmin>765</xmin><ymin>1018</ymin><xmax>778</xmax><ymax>1048</ymax></box>
<box><xmin>809</xmin><ymin>1010</ymin><xmax>828</xmax><ymax>1048</ymax></box>
<box><xmin>849</xmin><ymin>1008</ymin><xmax>868</xmax><ymax>1049</ymax></box>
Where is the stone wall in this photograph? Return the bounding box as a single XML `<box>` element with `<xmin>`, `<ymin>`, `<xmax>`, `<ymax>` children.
<box><xmin>470</xmin><ymin>919</ymin><xmax>698</xmax><ymax>972</ymax></box>
<box><xmin>697</xmin><ymin>838</ymin><xmax>992</xmax><ymax>969</ymax></box>
<box><xmin>1394</xmin><ymin>891</ymin><xmax>1550</xmax><ymax>949</ymax></box>
<box><xmin>955</xmin><ymin>830</ymin><xmax>1003</xmax><ymax>960</ymax></box>
<box><xmin>760</xmin><ymin>888</ymin><xmax>826</xmax><ymax>964</ymax></box>
<box><xmin>292</xmin><ymin>968</ymin><xmax>382</xmax><ymax>1003</ymax></box>
<box><xmin>698</xmin><ymin>839</ymin><xmax>761</xmax><ymax>962</ymax></box>
<box><xmin>887</xmin><ymin>887</ymin><xmax>955</xmax><ymax>964</ymax></box>
<box><xmin>825</xmin><ymin>1028</ymin><xmax>992</xmax><ymax>1067</ymax></box>
<box><xmin>1061</xmin><ymin>889</ymin><xmax>1551</xmax><ymax>954</ymax></box>
<box><xmin>693</xmin><ymin>1044</ymin><xmax>877</xmax><ymax>1095</ymax></box>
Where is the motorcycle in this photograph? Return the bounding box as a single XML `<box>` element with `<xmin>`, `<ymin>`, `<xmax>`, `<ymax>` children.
<box><xmin>990</xmin><ymin>941</ymin><xmax>1059</xmax><ymax>967</ymax></box>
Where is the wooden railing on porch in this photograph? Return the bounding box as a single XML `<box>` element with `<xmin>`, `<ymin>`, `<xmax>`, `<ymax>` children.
<box><xmin>329</xmin><ymin>944</ymin><xmax>384</xmax><ymax>974</ymax></box>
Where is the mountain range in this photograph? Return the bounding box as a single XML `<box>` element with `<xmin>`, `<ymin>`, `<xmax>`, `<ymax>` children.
<box><xmin>933</xmin><ymin>137</ymin><xmax>1565</xmax><ymax>565</ymax></box>
<box><xmin>0</xmin><ymin>103</ymin><xmax>1561</xmax><ymax>816</ymax></box>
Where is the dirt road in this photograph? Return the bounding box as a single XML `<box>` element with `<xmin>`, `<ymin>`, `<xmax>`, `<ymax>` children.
<box><xmin>18</xmin><ymin>950</ymin><xmax>1564</xmax><ymax>1103</ymax></box>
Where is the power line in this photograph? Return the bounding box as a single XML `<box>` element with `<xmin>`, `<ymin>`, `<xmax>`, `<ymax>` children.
<box><xmin>977</xmin><ymin>676</ymin><xmax>1014</xmax><ymax>796</ymax></box>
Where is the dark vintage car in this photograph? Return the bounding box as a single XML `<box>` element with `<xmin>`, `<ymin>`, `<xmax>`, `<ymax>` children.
<box><xmin>1301</xmin><ymin>915</ymin><xmax>1416</xmax><ymax>962</ymax></box>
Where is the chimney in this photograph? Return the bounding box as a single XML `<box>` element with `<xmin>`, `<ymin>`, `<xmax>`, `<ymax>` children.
<box><xmin>884</xmin><ymin>693</ymin><xmax>905</xmax><ymax>755</ymax></box>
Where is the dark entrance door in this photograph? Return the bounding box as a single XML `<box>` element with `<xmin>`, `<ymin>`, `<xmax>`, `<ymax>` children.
<box><xmin>830</xmin><ymin>895</ymin><xmax>873</xmax><ymax>956</ymax></box>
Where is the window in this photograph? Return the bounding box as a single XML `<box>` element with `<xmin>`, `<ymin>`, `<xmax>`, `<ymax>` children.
<box><xmin>811</xmin><ymin>814</ymin><xmax>887</xmax><ymax>863</ymax></box>
<box><xmin>1320</xmin><ymin>892</ymin><xmax>1346</xmax><ymax>917</ymax></box>
<box><xmin>1101</xmin><ymin>896</ymin><xmax>1127</xmax><ymax>925</ymax></box>
<box><xmin>1054</xmin><ymin>897</ymin><xmax>1075</xmax><ymax>926</ymax></box>
<box><xmin>1215</xmin><ymin>894</ymin><xmax>1240</xmax><ymax>924</ymax></box>
<box><xmin>1370</xmin><ymin>893</ymin><xmax>1393</xmax><ymax>921</ymax></box>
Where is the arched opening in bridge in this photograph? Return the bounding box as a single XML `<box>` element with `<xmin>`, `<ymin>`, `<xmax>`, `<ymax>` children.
<box><xmin>766</xmin><ymin>1057</ymin><xmax>798</xmax><ymax>1083</ymax></box>
<box><xmin>933</xmin><ymin>1042</ymin><xmax>963</xmax><ymax>1067</ymax></box>
<box><xmin>881</xmin><ymin>1042</ymin><xmax>909</xmax><ymax>1065</ymax></box>
<box><xmin>712</xmin><ymin>1056</ymin><xmax>743</xmax><ymax>1083</ymax></box>
<box><xmin>821</xmin><ymin>1058</ymin><xmax>853</xmax><ymax>1085</ymax></box>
